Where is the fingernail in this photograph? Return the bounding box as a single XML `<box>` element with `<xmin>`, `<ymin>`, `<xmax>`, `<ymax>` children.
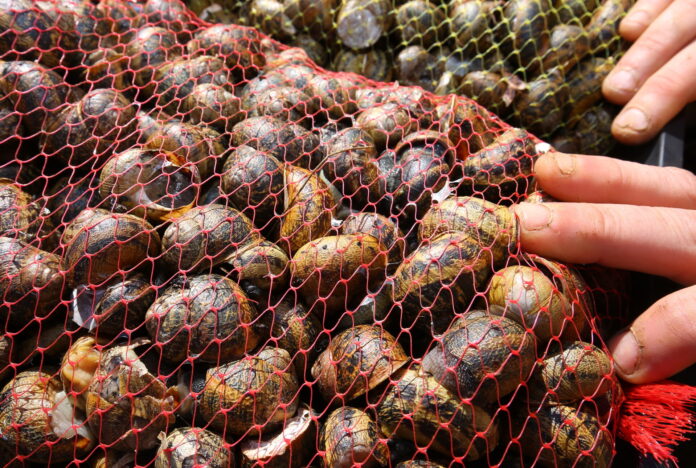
<box><xmin>514</xmin><ymin>203</ymin><xmax>553</xmax><ymax>232</ymax></box>
<box><xmin>614</xmin><ymin>107</ymin><xmax>650</xmax><ymax>133</ymax></box>
<box><xmin>548</xmin><ymin>151</ymin><xmax>576</xmax><ymax>176</ymax></box>
<box><xmin>609</xmin><ymin>327</ymin><xmax>642</xmax><ymax>376</ymax></box>
<box><xmin>623</xmin><ymin>9</ymin><xmax>650</xmax><ymax>30</ymax></box>
<box><xmin>605</xmin><ymin>68</ymin><xmax>639</xmax><ymax>94</ymax></box>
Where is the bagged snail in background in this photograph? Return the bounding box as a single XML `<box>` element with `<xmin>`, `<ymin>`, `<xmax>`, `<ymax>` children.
<box><xmin>0</xmin><ymin>1</ymin><xmax>694</xmax><ymax>467</ymax></box>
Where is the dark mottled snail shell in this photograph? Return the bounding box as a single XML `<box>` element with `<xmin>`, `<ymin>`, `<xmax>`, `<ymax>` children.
<box><xmin>0</xmin><ymin>0</ymin><xmax>59</xmax><ymax>66</ymax></box>
<box><xmin>187</xmin><ymin>24</ymin><xmax>265</xmax><ymax>71</ymax></box>
<box><xmin>308</xmin><ymin>74</ymin><xmax>359</xmax><ymax>119</ymax></box>
<box><xmin>146</xmin><ymin>274</ymin><xmax>261</xmax><ymax>363</ymax></box>
<box><xmin>240</xmin><ymin>74</ymin><xmax>287</xmax><ymax>111</ymax></box>
<box><xmin>419</xmin><ymin>196</ymin><xmax>517</xmax><ymax>264</ymax></box>
<box><xmin>434</xmin><ymin>97</ymin><xmax>500</xmax><ymax>160</ymax></box>
<box><xmin>81</xmin><ymin>47</ymin><xmax>132</xmax><ymax>92</ymax></box>
<box><xmin>250</xmin><ymin>85</ymin><xmax>320</xmax><ymax>127</ymax></box>
<box><xmin>143</xmin><ymin>0</ymin><xmax>194</xmax><ymax>41</ymax></box>
<box><xmin>85</xmin><ymin>339</ymin><xmax>178</xmax><ymax>451</ymax></box>
<box><xmin>554</xmin><ymin>0</ymin><xmax>598</xmax><ymax>25</ymax></box>
<box><xmin>395</xmin><ymin>1</ymin><xmax>446</xmax><ymax>47</ymax></box>
<box><xmin>61</xmin><ymin>208</ymin><xmax>161</xmax><ymax>288</ymax></box>
<box><xmin>422</xmin><ymin>314</ymin><xmax>536</xmax><ymax>403</ymax></box>
<box><xmin>513</xmin><ymin>69</ymin><xmax>568</xmax><ymax>137</ymax></box>
<box><xmin>0</xmin><ymin>370</ymin><xmax>93</xmax><ymax>462</ymax></box>
<box><xmin>449</xmin><ymin>0</ymin><xmax>498</xmax><ymax>53</ymax></box>
<box><xmin>336</xmin><ymin>0</ymin><xmax>390</xmax><ymax>51</ymax></box>
<box><xmin>284</xmin><ymin>0</ymin><xmax>335</xmax><ymax>33</ymax></box>
<box><xmin>392</xmin><ymin>231</ymin><xmax>492</xmax><ymax>335</ymax></box>
<box><xmin>312</xmin><ymin>325</ymin><xmax>408</xmax><ymax>402</ymax></box>
<box><xmin>333</xmin><ymin>48</ymin><xmax>393</xmax><ymax>82</ymax></box>
<box><xmin>185</xmin><ymin>83</ymin><xmax>245</xmax><ymax>132</ymax></box>
<box><xmin>394</xmin><ymin>46</ymin><xmax>441</xmax><ymax>93</ymax></box>
<box><xmin>125</xmin><ymin>26</ymin><xmax>183</xmax><ymax>93</ymax></box>
<box><xmin>566</xmin><ymin>58</ymin><xmax>615</xmax><ymax>121</ymax></box>
<box><xmin>537</xmin><ymin>25</ymin><xmax>591</xmax><ymax>76</ymax></box>
<box><xmin>199</xmin><ymin>347</ymin><xmax>300</xmax><ymax>436</ymax></box>
<box><xmin>587</xmin><ymin>0</ymin><xmax>631</xmax><ymax>49</ymax></box>
<box><xmin>93</xmin><ymin>275</ymin><xmax>154</xmax><ymax>338</ymax></box>
<box><xmin>291</xmin><ymin>34</ymin><xmax>329</xmax><ymax>66</ymax></box>
<box><xmin>161</xmin><ymin>204</ymin><xmax>258</xmax><ymax>273</ymax></box>
<box><xmin>356</xmin><ymin>102</ymin><xmax>417</xmax><ymax>150</ymax></box>
<box><xmin>502</xmin><ymin>0</ymin><xmax>552</xmax><ymax>65</ymax></box>
<box><xmin>340</xmin><ymin>212</ymin><xmax>405</xmax><ymax>272</ymax></box>
<box><xmin>377</xmin><ymin>366</ymin><xmax>498</xmax><ymax>460</ymax></box>
<box><xmin>0</xmin><ymin>180</ymin><xmax>49</xmax><ymax>244</ymax></box>
<box><xmin>320</xmin><ymin>406</ymin><xmax>389</xmax><ymax>468</ymax></box>
<box><xmin>573</xmin><ymin>104</ymin><xmax>615</xmax><ymax>155</ymax></box>
<box><xmin>155</xmin><ymin>427</ymin><xmax>233</xmax><ymax>468</ymax></box>
<box><xmin>249</xmin><ymin>0</ymin><xmax>297</xmax><ymax>41</ymax></box>
<box><xmin>223</xmin><ymin>238</ymin><xmax>290</xmax><ymax>302</ymax></box>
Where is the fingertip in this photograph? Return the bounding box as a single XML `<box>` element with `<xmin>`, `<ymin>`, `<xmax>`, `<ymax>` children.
<box><xmin>608</xmin><ymin>328</ymin><xmax>643</xmax><ymax>383</ymax></box>
<box><xmin>602</xmin><ymin>67</ymin><xmax>639</xmax><ymax>105</ymax></box>
<box><xmin>619</xmin><ymin>9</ymin><xmax>651</xmax><ymax>42</ymax></box>
<box><xmin>611</xmin><ymin>107</ymin><xmax>657</xmax><ymax>145</ymax></box>
<box><xmin>533</xmin><ymin>151</ymin><xmax>577</xmax><ymax>182</ymax></box>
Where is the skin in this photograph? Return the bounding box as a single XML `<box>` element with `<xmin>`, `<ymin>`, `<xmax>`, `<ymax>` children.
<box><xmin>513</xmin><ymin>151</ymin><xmax>696</xmax><ymax>384</ymax></box>
<box><xmin>602</xmin><ymin>0</ymin><xmax>696</xmax><ymax>144</ymax></box>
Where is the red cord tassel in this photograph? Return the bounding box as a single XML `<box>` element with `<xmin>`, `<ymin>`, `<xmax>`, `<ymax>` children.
<box><xmin>618</xmin><ymin>380</ymin><xmax>696</xmax><ymax>464</ymax></box>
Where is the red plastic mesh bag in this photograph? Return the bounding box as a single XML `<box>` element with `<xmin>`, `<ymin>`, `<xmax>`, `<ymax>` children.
<box><xmin>0</xmin><ymin>1</ymin><xmax>692</xmax><ymax>467</ymax></box>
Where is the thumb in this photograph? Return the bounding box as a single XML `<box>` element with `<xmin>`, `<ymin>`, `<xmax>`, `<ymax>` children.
<box><xmin>609</xmin><ymin>285</ymin><xmax>696</xmax><ymax>384</ymax></box>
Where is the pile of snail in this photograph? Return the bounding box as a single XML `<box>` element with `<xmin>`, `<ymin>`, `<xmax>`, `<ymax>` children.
<box><xmin>186</xmin><ymin>0</ymin><xmax>633</xmax><ymax>155</ymax></box>
<box><xmin>0</xmin><ymin>1</ymin><xmax>624</xmax><ymax>466</ymax></box>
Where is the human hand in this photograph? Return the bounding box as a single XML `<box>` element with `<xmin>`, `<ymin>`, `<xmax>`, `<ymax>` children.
<box><xmin>602</xmin><ymin>0</ymin><xmax>696</xmax><ymax>145</ymax></box>
<box><xmin>512</xmin><ymin>152</ymin><xmax>696</xmax><ymax>384</ymax></box>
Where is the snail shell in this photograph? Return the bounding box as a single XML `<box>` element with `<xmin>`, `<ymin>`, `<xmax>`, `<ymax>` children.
<box><xmin>61</xmin><ymin>208</ymin><xmax>161</xmax><ymax>288</ymax></box>
<box><xmin>421</xmin><ymin>314</ymin><xmax>536</xmax><ymax>403</ymax></box>
<box><xmin>0</xmin><ymin>0</ymin><xmax>58</xmax><ymax>67</ymax></box>
<box><xmin>392</xmin><ymin>231</ymin><xmax>492</xmax><ymax>335</ymax></box>
<box><xmin>85</xmin><ymin>339</ymin><xmax>178</xmax><ymax>450</ymax></box>
<box><xmin>513</xmin><ymin>69</ymin><xmax>568</xmax><ymax>137</ymax></box>
<box><xmin>99</xmin><ymin>148</ymin><xmax>201</xmax><ymax>222</ymax></box>
<box><xmin>377</xmin><ymin>366</ymin><xmax>498</xmax><ymax>460</ymax></box>
<box><xmin>419</xmin><ymin>196</ymin><xmax>517</xmax><ymax>265</ymax></box>
<box><xmin>537</xmin><ymin>25</ymin><xmax>591</xmax><ymax>76</ymax></box>
<box><xmin>250</xmin><ymin>0</ymin><xmax>297</xmax><ymax>41</ymax></box>
<box><xmin>0</xmin><ymin>335</ymin><xmax>10</xmax><ymax>383</ymax></box>
<box><xmin>41</xmin><ymin>88</ymin><xmax>138</xmax><ymax>168</ymax></box>
<box><xmin>0</xmin><ymin>180</ymin><xmax>49</xmax><ymax>244</ymax></box>
<box><xmin>312</xmin><ymin>325</ymin><xmax>408</xmax><ymax>402</ymax></box>
<box><xmin>155</xmin><ymin>427</ymin><xmax>233</xmax><ymax>468</ymax></box>
<box><xmin>449</xmin><ymin>0</ymin><xmax>498</xmax><ymax>53</ymax></box>
<box><xmin>93</xmin><ymin>275</ymin><xmax>154</xmax><ymax>338</ymax></box>
<box><xmin>81</xmin><ymin>47</ymin><xmax>132</xmax><ymax>92</ymax></box>
<box><xmin>340</xmin><ymin>212</ymin><xmax>406</xmax><ymax>272</ymax></box>
<box><xmin>335</xmin><ymin>0</ymin><xmax>391</xmax><ymax>51</ymax></box>
<box><xmin>463</xmin><ymin>127</ymin><xmax>537</xmax><ymax>200</ymax></box>
<box><xmin>333</xmin><ymin>48</ymin><xmax>393</xmax><ymax>82</ymax></box>
<box><xmin>540</xmin><ymin>341</ymin><xmax>613</xmax><ymax>402</ymax></box>
<box><xmin>0</xmin><ymin>99</ymin><xmax>21</xmax><ymax>146</ymax></box>
<box><xmin>185</xmin><ymin>83</ymin><xmax>245</xmax><ymax>132</ymax></box>
<box><xmin>573</xmin><ymin>104</ymin><xmax>615</xmax><ymax>155</ymax></box>
<box><xmin>502</xmin><ymin>0</ymin><xmax>553</xmax><ymax>65</ymax></box>
<box><xmin>554</xmin><ymin>0</ymin><xmax>599</xmax><ymax>25</ymax></box>
<box><xmin>394</xmin><ymin>46</ymin><xmax>442</xmax><ymax>93</ymax></box>
<box><xmin>284</xmin><ymin>0</ymin><xmax>336</xmax><ymax>34</ymax></box>
<box><xmin>587</xmin><ymin>0</ymin><xmax>632</xmax><ymax>49</ymax></box>
<box><xmin>321</xmin><ymin>406</ymin><xmax>389</xmax><ymax>468</ymax></box>
<box><xmin>146</xmin><ymin>274</ymin><xmax>261</xmax><ymax>363</ymax></box>
<box><xmin>291</xmin><ymin>234</ymin><xmax>387</xmax><ymax>319</ymax></box>
<box><xmin>434</xmin><ymin>96</ymin><xmax>500</xmax><ymax>159</ymax></box>
<box><xmin>565</xmin><ymin>58</ymin><xmax>615</xmax><ymax>121</ymax></box>
<box><xmin>292</xmin><ymin>34</ymin><xmax>329</xmax><ymax>66</ymax></box>
<box><xmin>240</xmin><ymin>74</ymin><xmax>287</xmax><ymax>111</ymax></box>
<box><xmin>0</xmin><ymin>370</ymin><xmax>94</xmax><ymax>462</ymax></box>
<box><xmin>231</xmin><ymin>116</ymin><xmax>322</xmax><ymax>169</ymax></box>
<box><xmin>199</xmin><ymin>347</ymin><xmax>300</xmax><ymax>436</ymax></box>
<box><xmin>356</xmin><ymin>102</ymin><xmax>417</xmax><ymax>150</ymax></box>
<box><xmin>161</xmin><ymin>204</ymin><xmax>258</xmax><ymax>273</ymax></box>
<box><xmin>396</xmin><ymin>462</ymin><xmax>446</xmax><ymax>468</ymax></box>
<box><xmin>223</xmin><ymin>239</ymin><xmax>290</xmax><ymax>302</ymax></box>
<box><xmin>187</xmin><ymin>24</ymin><xmax>265</xmax><ymax>71</ymax></box>
<box><xmin>307</xmin><ymin>74</ymin><xmax>359</xmax><ymax>119</ymax></box>
<box><xmin>265</xmin><ymin>298</ymin><xmax>321</xmax><ymax>376</ymax></box>
<box><xmin>60</xmin><ymin>336</ymin><xmax>102</xmax><ymax>410</ymax></box>
<box><xmin>143</xmin><ymin>0</ymin><xmax>195</xmax><ymax>40</ymax></box>
<box><xmin>250</xmin><ymin>85</ymin><xmax>320</xmax><ymax>127</ymax></box>
<box><xmin>395</xmin><ymin>1</ymin><xmax>446</xmax><ymax>47</ymax></box>
<box><xmin>125</xmin><ymin>26</ymin><xmax>183</xmax><ymax>93</ymax></box>
<box><xmin>279</xmin><ymin>165</ymin><xmax>337</xmax><ymax>254</ymax></box>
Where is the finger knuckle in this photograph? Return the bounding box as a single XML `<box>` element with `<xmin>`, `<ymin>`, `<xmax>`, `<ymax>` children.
<box><xmin>663</xmin><ymin>166</ymin><xmax>696</xmax><ymax>205</ymax></box>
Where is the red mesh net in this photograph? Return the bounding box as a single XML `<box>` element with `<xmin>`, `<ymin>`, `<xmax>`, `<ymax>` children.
<box><xmin>0</xmin><ymin>1</ymin><xmax>677</xmax><ymax>467</ymax></box>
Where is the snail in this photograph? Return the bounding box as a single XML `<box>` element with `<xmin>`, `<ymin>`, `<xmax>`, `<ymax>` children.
<box><xmin>85</xmin><ymin>339</ymin><xmax>179</xmax><ymax>451</ymax></box>
<box><xmin>396</xmin><ymin>462</ymin><xmax>446</xmax><ymax>468</ymax></box>
<box><xmin>565</xmin><ymin>57</ymin><xmax>615</xmax><ymax>120</ymax></box>
<box><xmin>92</xmin><ymin>274</ymin><xmax>155</xmax><ymax>338</ymax></box>
<box><xmin>60</xmin><ymin>336</ymin><xmax>102</xmax><ymax>410</ymax></box>
<box><xmin>231</xmin><ymin>116</ymin><xmax>323</xmax><ymax>169</ymax></box>
<box><xmin>356</xmin><ymin>102</ymin><xmax>417</xmax><ymax>150</ymax></box>
<box><xmin>0</xmin><ymin>370</ymin><xmax>94</xmax><ymax>463</ymax></box>
<box><xmin>463</xmin><ymin>127</ymin><xmax>537</xmax><ymax>201</ymax></box>
<box><xmin>291</xmin><ymin>235</ymin><xmax>387</xmax><ymax>321</ymax></box>
<box><xmin>249</xmin><ymin>85</ymin><xmax>320</xmax><ymax>127</ymax></box>
<box><xmin>0</xmin><ymin>335</ymin><xmax>10</xmax><ymax>383</ymax></box>
<box><xmin>333</xmin><ymin>48</ymin><xmax>393</xmax><ymax>82</ymax></box>
<box><xmin>0</xmin><ymin>99</ymin><xmax>20</xmax><ymax>147</ymax></box>
<box><xmin>418</xmin><ymin>196</ymin><xmax>518</xmax><ymax>265</ymax></box>
<box><xmin>322</xmin><ymin>127</ymin><xmax>385</xmax><ymax>208</ymax></box>
<box><xmin>336</xmin><ymin>0</ymin><xmax>391</xmax><ymax>51</ymax></box>
<box><xmin>392</xmin><ymin>231</ymin><xmax>492</xmax><ymax>335</ymax></box>
<box><xmin>81</xmin><ymin>46</ymin><xmax>132</xmax><ymax>92</ymax></box>
<box><xmin>223</xmin><ymin>239</ymin><xmax>290</xmax><ymax>303</ymax></box>
<box><xmin>449</xmin><ymin>0</ymin><xmax>498</xmax><ymax>54</ymax></box>
<box><xmin>146</xmin><ymin>274</ymin><xmax>261</xmax><ymax>363</ymax></box>
<box><xmin>125</xmin><ymin>26</ymin><xmax>183</xmax><ymax>95</ymax></box>
<box><xmin>41</xmin><ymin>88</ymin><xmax>138</xmax><ymax>169</ymax></box>
<box><xmin>312</xmin><ymin>325</ymin><xmax>408</xmax><ymax>402</ymax></box>
<box><xmin>155</xmin><ymin>427</ymin><xmax>233</xmax><ymax>468</ymax></box>
<box><xmin>307</xmin><ymin>74</ymin><xmax>359</xmax><ymax>119</ymax></box>
<box><xmin>502</xmin><ymin>0</ymin><xmax>553</xmax><ymax>66</ymax></box>
<box><xmin>240</xmin><ymin>406</ymin><xmax>318</xmax><ymax>468</ymax></box>
<box><xmin>99</xmin><ymin>148</ymin><xmax>201</xmax><ymax>222</ymax></box>
<box><xmin>0</xmin><ymin>237</ymin><xmax>63</xmax><ymax>324</ymax></box>
<box><xmin>434</xmin><ymin>96</ymin><xmax>501</xmax><ymax>160</ymax></box>
<box><xmin>340</xmin><ymin>212</ymin><xmax>406</xmax><ymax>272</ymax></box>
<box><xmin>160</xmin><ymin>204</ymin><xmax>258</xmax><ymax>273</ymax></box>
<box><xmin>0</xmin><ymin>0</ymin><xmax>58</xmax><ymax>66</ymax></box>
<box><xmin>421</xmin><ymin>313</ymin><xmax>536</xmax><ymax>403</ymax></box>
<box><xmin>377</xmin><ymin>366</ymin><xmax>498</xmax><ymax>460</ymax></box>
<box><xmin>61</xmin><ymin>208</ymin><xmax>161</xmax><ymax>288</ymax></box>
<box><xmin>249</xmin><ymin>0</ymin><xmax>297</xmax><ymax>41</ymax></box>
<box><xmin>321</xmin><ymin>406</ymin><xmax>389</xmax><ymax>468</ymax></box>
<box><xmin>0</xmin><ymin>179</ymin><xmax>50</xmax><ymax>244</ymax></box>
<box><xmin>555</xmin><ymin>0</ymin><xmax>599</xmax><ymax>25</ymax></box>
<box><xmin>395</xmin><ymin>1</ymin><xmax>446</xmax><ymax>47</ymax></box>
<box><xmin>185</xmin><ymin>83</ymin><xmax>245</xmax><ymax>132</ymax></box>
<box><xmin>98</xmin><ymin>0</ymin><xmax>145</xmax><ymax>42</ymax></box>
<box><xmin>284</xmin><ymin>0</ymin><xmax>336</xmax><ymax>35</ymax></box>
<box><xmin>198</xmin><ymin>347</ymin><xmax>300</xmax><ymax>436</ymax></box>
<box><xmin>187</xmin><ymin>24</ymin><xmax>266</xmax><ymax>72</ymax></box>
<box><xmin>460</xmin><ymin>71</ymin><xmax>524</xmax><ymax>118</ymax></box>
<box><xmin>587</xmin><ymin>0</ymin><xmax>632</xmax><ymax>50</ymax></box>
<box><xmin>572</xmin><ymin>104</ymin><xmax>615</xmax><ymax>155</ymax></box>
<box><xmin>143</xmin><ymin>0</ymin><xmax>195</xmax><ymax>41</ymax></box>
<box><xmin>394</xmin><ymin>46</ymin><xmax>442</xmax><ymax>92</ymax></box>
<box><xmin>513</xmin><ymin>69</ymin><xmax>568</xmax><ymax>137</ymax></box>
<box><xmin>291</xmin><ymin>34</ymin><xmax>329</xmax><ymax>66</ymax></box>
<box><xmin>535</xmin><ymin>25</ymin><xmax>591</xmax><ymax>77</ymax></box>
<box><xmin>240</xmin><ymin>74</ymin><xmax>288</xmax><ymax>111</ymax></box>
<box><xmin>279</xmin><ymin>164</ymin><xmax>337</xmax><ymax>254</ymax></box>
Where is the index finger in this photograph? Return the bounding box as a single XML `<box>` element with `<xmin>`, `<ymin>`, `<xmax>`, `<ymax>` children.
<box><xmin>619</xmin><ymin>0</ymin><xmax>672</xmax><ymax>42</ymax></box>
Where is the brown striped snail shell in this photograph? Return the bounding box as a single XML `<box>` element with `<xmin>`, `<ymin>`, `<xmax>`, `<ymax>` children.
<box><xmin>0</xmin><ymin>99</ymin><xmax>21</xmax><ymax>146</ymax></box>
<box><xmin>463</xmin><ymin>127</ymin><xmax>537</xmax><ymax>201</ymax></box>
<box><xmin>60</xmin><ymin>336</ymin><xmax>102</xmax><ymax>410</ymax></box>
<box><xmin>421</xmin><ymin>314</ymin><xmax>536</xmax><ymax>403</ymax></box>
<box><xmin>394</xmin><ymin>46</ymin><xmax>441</xmax><ymax>93</ymax></box>
<box><xmin>146</xmin><ymin>274</ymin><xmax>261</xmax><ymax>363</ymax></box>
<box><xmin>283</xmin><ymin>0</ymin><xmax>335</xmax><ymax>35</ymax></box>
<box><xmin>518</xmin><ymin>402</ymin><xmax>613</xmax><ymax>468</ymax></box>
<box><xmin>307</xmin><ymin>74</ymin><xmax>359</xmax><ymax>119</ymax></box>
<box><xmin>279</xmin><ymin>164</ymin><xmax>337</xmax><ymax>254</ymax></box>
<box><xmin>240</xmin><ymin>74</ymin><xmax>287</xmax><ymax>111</ymax></box>
<box><xmin>223</xmin><ymin>239</ymin><xmax>290</xmax><ymax>302</ymax></box>
<box><xmin>0</xmin><ymin>180</ymin><xmax>50</xmax><ymax>244</ymax></box>
<box><xmin>143</xmin><ymin>0</ymin><xmax>195</xmax><ymax>41</ymax></box>
<box><xmin>0</xmin><ymin>0</ymin><xmax>59</xmax><ymax>67</ymax></box>
<box><xmin>93</xmin><ymin>275</ymin><xmax>154</xmax><ymax>338</ymax></box>
<box><xmin>335</xmin><ymin>0</ymin><xmax>391</xmax><ymax>51</ymax></box>
<box><xmin>312</xmin><ymin>325</ymin><xmax>408</xmax><ymax>403</ymax></box>
<box><xmin>536</xmin><ymin>25</ymin><xmax>591</xmax><ymax>76</ymax></box>
<box><xmin>323</xmin><ymin>127</ymin><xmax>385</xmax><ymax>208</ymax></box>
<box><xmin>320</xmin><ymin>406</ymin><xmax>389</xmax><ymax>468</ymax></box>
<box><xmin>161</xmin><ymin>204</ymin><xmax>258</xmax><ymax>273</ymax></box>
<box><xmin>199</xmin><ymin>347</ymin><xmax>300</xmax><ymax>436</ymax></box>
<box><xmin>395</xmin><ymin>1</ymin><xmax>447</xmax><ymax>47</ymax></box>
<box><xmin>231</xmin><ymin>116</ymin><xmax>323</xmax><ymax>169</ymax></box>
<box><xmin>291</xmin><ymin>34</ymin><xmax>329</xmax><ymax>66</ymax></box>
<box><xmin>587</xmin><ymin>0</ymin><xmax>631</xmax><ymax>50</ymax></box>
<box><xmin>240</xmin><ymin>406</ymin><xmax>318</xmax><ymax>468</ymax></box>
<box><xmin>0</xmin><ymin>370</ymin><xmax>94</xmax><ymax>463</ymax></box>
<box><xmin>265</xmin><ymin>62</ymin><xmax>317</xmax><ymax>90</ymax></box>
<box><xmin>98</xmin><ymin>0</ymin><xmax>145</xmax><ymax>43</ymax></box>
<box><xmin>392</xmin><ymin>231</ymin><xmax>493</xmax><ymax>335</ymax></box>
<box><xmin>99</xmin><ymin>148</ymin><xmax>201</xmax><ymax>222</ymax></box>
<box><xmin>249</xmin><ymin>0</ymin><xmax>297</xmax><ymax>41</ymax></box>
<box><xmin>125</xmin><ymin>26</ymin><xmax>183</xmax><ymax>94</ymax></box>
<box><xmin>155</xmin><ymin>427</ymin><xmax>233</xmax><ymax>468</ymax></box>
<box><xmin>187</xmin><ymin>24</ymin><xmax>266</xmax><ymax>72</ymax></box>
<box><xmin>502</xmin><ymin>0</ymin><xmax>553</xmax><ymax>65</ymax></box>
<box><xmin>81</xmin><ymin>47</ymin><xmax>132</xmax><ymax>92</ymax></box>
<box><xmin>333</xmin><ymin>48</ymin><xmax>393</xmax><ymax>83</ymax></box>
<box><xmin>565</xmin><ymin>57</ymin><xmax>615</xmax><ymax>120</ymax></box>
<box><xmin>0</xmin><ymin>237</ymin><xmax>63</xmax><ymax>323</ymax></box>
<box><xmin>449</xmin><ymin>0</ymin><xmax>498</xmax><ymax>53</ymax></box>
<box><xmin>554</xmin><ymin>0</ymin><xmax>598</xmax><ymax>25</ymax></box>
<box><xmin>61</xmin><ymin>208</ymin><xmax>161</xmax><ymax>288</ymax></box>
<box><xmin>185</xmin><ymin>83</ymin><xmax>245</xmax><ymax>132</ymax></box>
<box><xmin>419</xmin><ymin>196</ymin><xmax>517</xmax><ymax>264</ymax></box>
<box><xmin>291</xmin><ymin>234</ymin><xmax>387</xmax><ymax>320</ymax></box>
<box><xmin>434</xmin><ymin>96</ymin><xmax>501</xmax><ymax>159</ymax></box>
<box><xmin>145</xmin><ymin>120</ymin><xmax>225</xmax><ymax>181</ymax></box>
<box><xmin>250</xmin><ymin>85</ymin><xmax>320</xmax><ymax>128</ymax></box>
<box><xmin>356</xmin><ymin>102</ymin><xmax>417</xmax><ymax>151</ymax></box>
<box><xmin>41</xmin><ymin>88</ymin><xmax>138</xmax><ymax>168</ymax></box>
<box><xmin>85</xmin><ymin>339</ymin><xmax>178</xmax><ymax>451</ymax></box>
<box><xmin>513</xmin><ymin>68</ymin><xmax>568</xmax><ymax>137</ymax></box>
<box><xmin>340</xmin><ymin>212</ymin><xmax>406</xmax><ymax>272</ymax></box>
<box><xmin>377</xmin><ymin>366</ymin><xmax>498</xmax><ymax>460</ymax></box>
<box><xmin>459</xmin><ymin>71</ymin><xmax>522</xmax><ymax>118</ymax></box>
